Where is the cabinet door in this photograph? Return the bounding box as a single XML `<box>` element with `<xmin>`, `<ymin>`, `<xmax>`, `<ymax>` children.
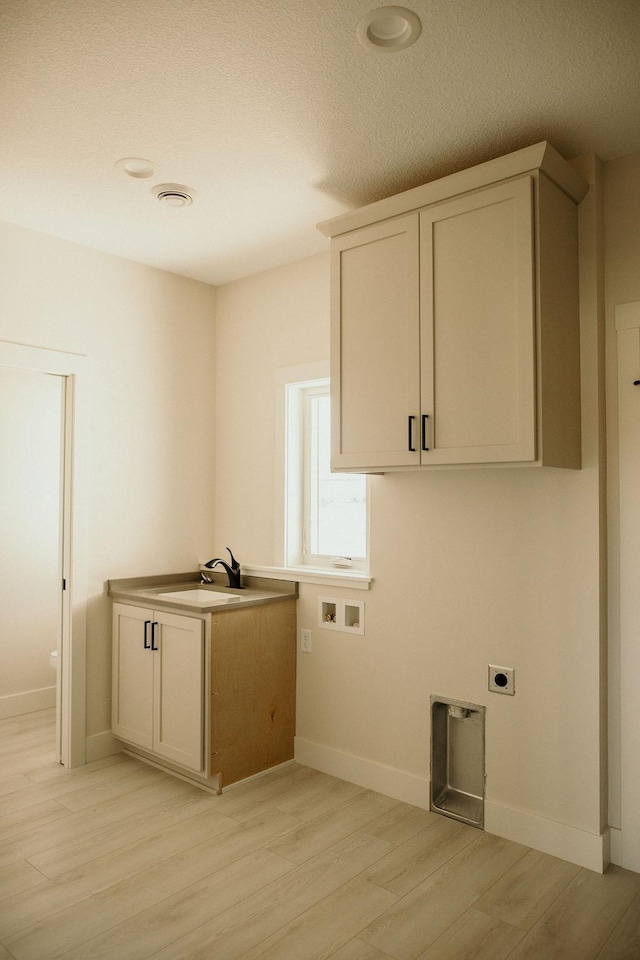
<box><xmin>111</xmin><ymin>603</ymin><xmax>154</xmax><ymax>750</ymax></box>
<box><xmin>152</xmin><ymin>610</ymin><xmax>204</xmax><ymax>772</ymax></box>
<box><xmin>420</xmin><ymin>177</ymin><xmax>536</xmax><ymax>464</ymax></box>
<box><xmin>331</xmin><ymin>213</ymin><xmax>421</xmax><ymax>471</ymax></box>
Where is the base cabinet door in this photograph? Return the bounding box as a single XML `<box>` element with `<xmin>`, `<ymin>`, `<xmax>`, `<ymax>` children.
<box><xmin>152</xmin><ymin>610</ymin><xmax>204</xmax><ymax>772</ymax></box>
<box><xmin>112</xmin><ymin>603</ymin><xmax>205</xmax><ymax>774</ymax></box>
<box><xmin>112</xmin><ymin>604</ymin><xmax>154</xmax><ymax>750</ymax></box>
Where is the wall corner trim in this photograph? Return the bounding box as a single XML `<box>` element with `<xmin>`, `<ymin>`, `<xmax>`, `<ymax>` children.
<box><xmin>609</xmin><ymin>826</ymin><xmax>622</xmax><ymax>867</ymax></box>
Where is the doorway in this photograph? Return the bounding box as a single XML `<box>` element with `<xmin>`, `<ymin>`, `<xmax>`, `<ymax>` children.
<box><xmin>0</xmin><ymin>366</ymin><xmax>64</xmax><ymax>755</ymax></box>
<box><xmin>0</xmin><ymin>340</ymin><xmax>87</xmax><ymax>767</ymax></box>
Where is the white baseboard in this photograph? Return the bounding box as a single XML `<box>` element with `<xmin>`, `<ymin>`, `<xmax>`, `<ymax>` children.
<box><xmin>294</xmin><ymin>737</ymin><xmax>430</xmax><ymax>809</ymax></box>
<box><xmin>0</xmin><ymin>685</ymin><xmax>56</xmax><ymax>720</ymax></box>
<box><xmin>84</xmin><ymin>730</ymin><xmax>123</xmax><ymax>763</ymax></box>
<box><xmin>295</xmin><ymin>738</ymin><xmax>609</xmax><ymax>874</ymax></box>
<box><xmin>484</xmin><ymin>799</ymin><xmax>608</xmax><ymax>873</ymax></box>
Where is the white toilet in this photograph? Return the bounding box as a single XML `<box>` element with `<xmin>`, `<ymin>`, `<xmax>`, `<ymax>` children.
<box><xmin>49</xmin><ymin>649</ymin><xmax>58</xmax><ymax>671</ymax></box>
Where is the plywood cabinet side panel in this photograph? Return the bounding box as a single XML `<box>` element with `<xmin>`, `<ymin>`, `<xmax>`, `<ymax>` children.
<box><xmin>210</xmin><ymin>600</ymin><xmax>296</xmax><ymax>787</ymax></box>
<box><xmin>536</xmin><ymin>174</ymin><xmax>582</xmax><ymax>468</ymax></box>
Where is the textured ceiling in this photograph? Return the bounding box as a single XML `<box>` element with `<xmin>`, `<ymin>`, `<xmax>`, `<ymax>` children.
<box><xmin>2</xmin><ymin>0</ymin><xmax>640</xmax><ymax>285</ymax></box>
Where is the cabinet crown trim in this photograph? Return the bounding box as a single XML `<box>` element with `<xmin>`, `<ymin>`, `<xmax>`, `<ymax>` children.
<box><xmin>317</xmin><ymin>141</ymin><xmax>588</xmax><ymax>239</ymax></box>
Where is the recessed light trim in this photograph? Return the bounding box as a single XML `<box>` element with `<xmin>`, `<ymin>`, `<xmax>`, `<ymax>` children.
<box><xmin>357</xmin><ymin>6</ymin><xmax>422</xmax><ymax>52</ymax></box>
<box><xmin>115</xmin><ymin>157</ymin><xmax>157</xmax><ymax>179</ymax></box>
<box><xmin>153</xmin><ymin>183</ymin><xmax>195</xmax><ymax>207</ymax></box>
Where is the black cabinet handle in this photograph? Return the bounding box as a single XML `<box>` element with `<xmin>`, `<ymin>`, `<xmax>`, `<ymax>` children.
<box><xmin>151</xmin><ymin>621</ymin><xmax>158</xmax><ymax>651</ymax></box>
<box><xmin>143</xmin><ymin>620</ymin><xmax>151</xmax><ymax>649</ymax></box>
<box><xmin>421</xmin><ymin>414</ymin><xmax>430</xmax><ymax>452</ymax></box>
<box><xmin>408</xmin><ymin>415</ymin><xmax>416</xmax><ymax>452</ymax></box>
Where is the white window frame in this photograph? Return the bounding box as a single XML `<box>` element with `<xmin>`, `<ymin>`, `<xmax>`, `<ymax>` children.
<box><xmin>272</xmin><ymin>362</ymin><xmax>369</xmax><ymax>579</ymax></box>
<box><xmin>298</xmin><ymin>381</ymin><xmax>368</xmax><ymax>571</ymax></box>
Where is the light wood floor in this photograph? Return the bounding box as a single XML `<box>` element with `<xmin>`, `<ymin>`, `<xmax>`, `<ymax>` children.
<box><xmin>0</xmin><ymin>710</ymin><xmax>638</xmax><ymax>960</ymax></box>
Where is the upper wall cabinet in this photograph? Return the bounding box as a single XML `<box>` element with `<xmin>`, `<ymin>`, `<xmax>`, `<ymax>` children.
<box><xmin>319</xmin><ymin>142</ymin><xmax>588</xmax><ymax>472</ymax></box>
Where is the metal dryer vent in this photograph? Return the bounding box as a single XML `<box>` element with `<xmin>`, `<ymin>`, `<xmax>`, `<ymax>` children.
<box><xmin>430</xmin><ymin>696</ymin><xmax>485</xmax><ymax>828</ymax></box>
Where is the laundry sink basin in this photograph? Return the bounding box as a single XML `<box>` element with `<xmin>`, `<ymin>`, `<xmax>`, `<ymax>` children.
<box><xmin>156</xmin><ymin>589</ymin><xmax>242</xmax><ymax>604</ymax></box>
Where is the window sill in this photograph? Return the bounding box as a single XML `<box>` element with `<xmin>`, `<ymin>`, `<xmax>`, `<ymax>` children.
<box><xmin>241</xmin><ymin>564</ymin><xmax>372</xmax><ymax>591</ymax></box>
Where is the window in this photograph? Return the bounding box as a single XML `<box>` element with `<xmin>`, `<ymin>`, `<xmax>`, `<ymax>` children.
<box><xmin>284</xmin><ymin>378</ymin><xmax>368</xmax><ymax>571</ymax></box>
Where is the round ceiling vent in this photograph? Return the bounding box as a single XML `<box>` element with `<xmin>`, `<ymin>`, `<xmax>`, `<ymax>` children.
<box><xmin>115</xmin><ymin>157</ymin><xmax>157</xmax><ymax>179</ymax></box>
<box><xmin>357</xmin><ymin>6</ymin><xmax>422</xmax><ymax>52</ymax></box>
<box><xmin>153</xmin><ymin>183</ymin><xmax>195</xmax><ymax>207</ymax></box>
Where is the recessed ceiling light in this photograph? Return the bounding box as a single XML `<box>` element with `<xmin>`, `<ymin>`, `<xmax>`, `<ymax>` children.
<box><xmin>115</xmin><ymin>157</ymin><xmax>157</xmax><ymax>179</ymax></box>
<box><xmin>153</xmin><ymin>183</ymin><xmax>195</xmax><ymax>207</ymax></box>
<box><xmin>357</xmin><ymin>6</ymin><xmax>422</xmax><ymax>52</ymax></box>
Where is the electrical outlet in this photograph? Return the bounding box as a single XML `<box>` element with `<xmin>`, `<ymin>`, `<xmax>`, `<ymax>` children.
<box><xmin>488</xmin><ymin>664</ymin><xmax>515</xmax><ymax>695</ymax></box>
<box><xmin>301</xmin><ymin>629</ymin><xmax>312</xmax><ymax>653</ymax></box>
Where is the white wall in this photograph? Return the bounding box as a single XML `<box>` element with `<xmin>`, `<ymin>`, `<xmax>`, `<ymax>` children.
<box><xmin>0</xmin><ymin>220</ymin><xmax>217</xmax><ymax>742</ymax></box>
<box><xmin>214</xmin><ymin>205</ymin><xmax>607</xmax><ymax>868</ymax></box>
<box><xmin>213</xmin><ymin>254</ymin><xmax>330</xmax><ymax>560</ymax></box>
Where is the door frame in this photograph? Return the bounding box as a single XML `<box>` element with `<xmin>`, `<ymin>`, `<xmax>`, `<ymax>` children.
<box><xmin>0</xmin><ymin>340</ymin><xmax>87</xmax><ymax>767</ymax></box>
<box><xmin>615</xmin><ymin>302</ymin><xmax>640</xmax><ymax>872</ymax></box>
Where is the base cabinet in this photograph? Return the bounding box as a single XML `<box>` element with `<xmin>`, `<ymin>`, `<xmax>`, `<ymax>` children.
<box><xmin>112</xmin><ymin>603</ymin><xmax>204</xmax><ymax>773</ymax></box>
<box><xmin>111</xmin><ymin>594</ymin><xmax>297</xmax><ymax>791</ymax></box>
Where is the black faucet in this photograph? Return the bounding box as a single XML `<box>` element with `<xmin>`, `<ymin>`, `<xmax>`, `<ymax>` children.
<box><xmin>204</xmin><ymin>547</ymin><xmax>244</xmax><ymax>589</ymax></box>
